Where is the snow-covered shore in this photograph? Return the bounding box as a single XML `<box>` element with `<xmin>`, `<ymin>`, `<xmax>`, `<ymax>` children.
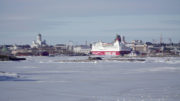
<box><xmin>0</xmin><ymin>56</ymin><xmax>180</xmax><ymax>101</ymax></box>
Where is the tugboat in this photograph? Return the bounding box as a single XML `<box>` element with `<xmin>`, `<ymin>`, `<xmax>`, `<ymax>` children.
<box><xmin>91</xmin><ymin>35</ymin><xmax>131</xmax><ymax>56</ymax></box>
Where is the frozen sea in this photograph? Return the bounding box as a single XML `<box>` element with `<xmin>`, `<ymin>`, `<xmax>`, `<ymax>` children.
<box><xmin>0</xmin><ymin>56</ymin><xmax>180</xmax><ymax>101</ymax></box>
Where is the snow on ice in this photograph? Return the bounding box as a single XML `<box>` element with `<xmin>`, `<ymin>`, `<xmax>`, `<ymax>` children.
<box><xmin>0</xmin><ymin>56</ymin><xmax>180</xmax><ymax>101</ymax></box>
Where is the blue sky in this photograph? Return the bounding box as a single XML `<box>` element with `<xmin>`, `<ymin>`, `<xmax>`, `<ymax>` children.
<box><xmin>0</xmin><ymin>0</ymin><xmax>180</xmax><ymax>45</ymax></box>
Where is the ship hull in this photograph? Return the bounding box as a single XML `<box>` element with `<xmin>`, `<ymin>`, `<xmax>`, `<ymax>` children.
<box><xmin>91</xmin><ymin>51</ymin><xmax>130</xmax><ymax>55</ymax></box>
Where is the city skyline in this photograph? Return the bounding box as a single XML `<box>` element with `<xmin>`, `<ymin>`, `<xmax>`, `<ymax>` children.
<box><xmin>0</xmin><ymin>0</ymin><xmax>180</xmax><ymax>44</ymax></box>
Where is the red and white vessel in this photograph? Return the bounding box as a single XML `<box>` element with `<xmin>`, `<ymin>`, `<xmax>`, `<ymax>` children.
<box><xmin>91</xmin><ymin>35</ymin><xmax>131</xmax><ymax>55</ymax></box>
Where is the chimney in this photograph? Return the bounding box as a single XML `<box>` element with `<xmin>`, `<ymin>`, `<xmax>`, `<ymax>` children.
<box><xmin>115</xmin><ymin>35</ymin><xmax>121</xmax><ymax>42</ymax></box>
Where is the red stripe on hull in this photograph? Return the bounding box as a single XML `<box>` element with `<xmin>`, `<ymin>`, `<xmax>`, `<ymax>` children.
<box><xmin>91</xmin><ymin>51</ymin><xmax>130</xmax><ymax>55</ymax></box>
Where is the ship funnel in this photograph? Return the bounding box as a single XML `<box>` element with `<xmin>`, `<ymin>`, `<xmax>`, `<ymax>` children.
<box><xmin>115</xmin><ymin>35</ymin><xmax>121</xmax><ymax>42</ymax></box>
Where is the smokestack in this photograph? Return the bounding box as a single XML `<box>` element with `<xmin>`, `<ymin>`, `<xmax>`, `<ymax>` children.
<box><xmin>115</xmin><ymin>35</ymin><xmax>121</xmax><ymax>42</ymax></box>
<box><xmin>160</xmin><ymin>34</ymin><xmax>163</xmax><ymax>44</ymax></box>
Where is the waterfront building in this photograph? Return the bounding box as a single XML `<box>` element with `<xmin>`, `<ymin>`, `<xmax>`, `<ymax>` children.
<box><xmin>73</xmin><ymin>45</ymin><xmax>91</xmax><ymax>55</ymax></box>
<box><xmin>0</xmin><ymin>45</ymin><xmax>11</xmax><ymax>55</ymax></box>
